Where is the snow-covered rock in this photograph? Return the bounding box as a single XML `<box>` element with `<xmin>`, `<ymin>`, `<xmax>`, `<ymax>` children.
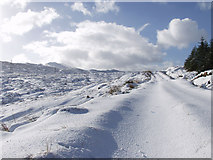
<box><xmin>191</xmin><ymin>70</ymin><xmax>212</xmax><ymax>89</ymax></box>
<box><xmin>164</xmin><ymin>66</ymin><xmax>212</xmax><ymax>90</ymax></box>
<box><xmin>165</xmin><ymin>66</ymin><xmax>197</xmax><ymax>80</ymax></box>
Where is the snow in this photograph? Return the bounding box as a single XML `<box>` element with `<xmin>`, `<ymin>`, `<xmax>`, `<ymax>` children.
<box><xmin>0</xmin><ymin>62</ymin><xmax>212</xmax><ymax>158</ymax></box>
<box><xmin>165</xmin><ymin>66</ymin><xmax>197</xmax><ymax>79</ymax></box>
<box><xmin>192</xmin><ymin>70</ymin><xmax>212</xmax><ymax>89</ymax></box>
<box><xmin>165</xmin><ymin>66</ymin><xmax>212</xmax><ymax>89</ymax></box>
<box><xmin>0</xmin><ymin>61</ymin><xmax>126</xmax><ymax>105</ymax></box>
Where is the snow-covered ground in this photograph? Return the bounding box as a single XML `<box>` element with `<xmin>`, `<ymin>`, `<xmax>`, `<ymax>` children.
<box><xmin>0</xmin><ymin>61</ymin><xmax>126</xmax><ymax>105</ymax></box>
<box><xmin>165</xmin><ymin>66</ymin><xmax>212</xmax><ymax>89</ymax></box>
<box><xmin>0</xmin><ymin>62</ymin><xmax>212</xmax><ymax>158</ymax></box>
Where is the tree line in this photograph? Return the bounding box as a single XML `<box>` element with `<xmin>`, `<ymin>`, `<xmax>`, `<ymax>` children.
<box><xmin>184</xmin><ymin>37</ymin><xmax>213</xmax><ymax>73</ymax></box>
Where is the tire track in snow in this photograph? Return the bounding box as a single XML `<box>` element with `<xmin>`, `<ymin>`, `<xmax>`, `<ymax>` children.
<box><xmin>111</xmin><ymin>73</ymin><xmax>211</xmax><ymax>158</ymax></box>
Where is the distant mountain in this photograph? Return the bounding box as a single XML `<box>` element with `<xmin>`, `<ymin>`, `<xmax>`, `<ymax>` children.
<box><xmin>89</xmin><ymin>69</ymin><xmax>121</xmax><ymax>73</ymax></box>
<box><xmin>46</xmin><ymin>62</ymin><xmax>69</xmax><ymax>70</ymax></box>
<box><xmin>46</xmin><ymin>62</ymin><xmax>122</xmax><ymax>74</ymax></box>
<box><xmin>1</xmin><ymin>61</ymin><xmax>121</xmax><ymax>75</ymax></box>
<box><xmin>1</xmin><ymin>61</ymin><xmax>60</xmax><ymax>74</ymax></box>
<box><xmin>46</xmin><ymin>62</ymin><xmax>89</xmax><ymax>74</ymax></box>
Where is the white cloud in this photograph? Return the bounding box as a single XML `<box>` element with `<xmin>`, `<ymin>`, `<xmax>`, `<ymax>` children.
<box><xmin>23</xmin><ymin>20</ymin><xmax>164</xmax><ymax>70</ymax></box>
<box><xmin>12</xmin><ymin>53</ymin><xmax>32</xmax><ymax>63</ymax></box>
<box><xmin>71</xmin><ymin>2</ymin><xmax>92</xmax><ymax>16</ymax></box>
<box><xmin>94</xmin><ymin>0</ymin><xmax>119</xmax><ymax>13</ymax></box>
<box><xmin>0</xmin><ymin>0</ymin><xmax>30</xmax><ymax>9</ymax></box>
<box><xmin>157</xmin><ymin>18</ymin><xmax>207</xmax><ymax>49</ymax></box>
<box><xmin>137</xmin><ymin>23</ymin><xmax>150</xmax><ymax>34</ymax></box>
<box><xmin>0</xmin><ymin>32</ymin><xmax>11</xmax><ymax>42</ymax></box>
<box><xmin>197</xmin><ymin>2</ymin><xmax>211</xmax><ymax>10</ymax></box>
<box><xmin>0</xmin><ymin>7</ymin><xmax>59</xmax><ymax>42</ymax></box>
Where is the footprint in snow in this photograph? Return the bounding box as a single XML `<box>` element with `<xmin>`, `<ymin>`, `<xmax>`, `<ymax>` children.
<box><xmin>58</xmin><ymin>142</ymin><xmax>70</xmax><ymax>149</ymax></box>
<box><xmin>60</xmin><ymin>107</ymin><xmax>88</xmax><ymax>114</ymax></box>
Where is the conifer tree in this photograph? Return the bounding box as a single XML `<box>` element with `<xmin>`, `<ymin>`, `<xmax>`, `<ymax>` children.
<box><xmin>184</xmin><ymin>46</ymin><xmax>197</xmax><ymax>71</ymax></box>
<box><xmin>184</xmin><ymin>37</ymin><xmax>212</xmax><ymax>72</ymax></box>
<box><xmin>207</xmin><ymin>39</ymin><xmax>213</xmax><ymax>69</ymax></box>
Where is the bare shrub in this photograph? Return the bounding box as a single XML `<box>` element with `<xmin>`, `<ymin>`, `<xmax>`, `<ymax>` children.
<box><xmin>128</xmin><ymin>83</ymin><xmax>136</xmax><ymax>89</ymax></box>
<box><xmin>108</xmin><ymin>85</ymin><xmax>121</xmax><ymax>95</ymax></box>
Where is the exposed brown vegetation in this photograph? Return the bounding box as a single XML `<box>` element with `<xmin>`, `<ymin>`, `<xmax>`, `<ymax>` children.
<box><xmin>1</xmin><ymin>123</ymin><xmax>9</xmax><ymax>132</ymax></box>
<box><xmin>108</xmin><ymin>85</ymin><xmax>121</xmax><ymax>95</ymax></box>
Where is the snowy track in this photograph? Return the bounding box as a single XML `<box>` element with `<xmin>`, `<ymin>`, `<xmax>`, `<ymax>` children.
<box><xmin>112</xmin><ymin>72</ymin><xmax>211</xmax><ymax>158</ymax></box>
<box><xmin>1</xmin><ymin>71</ymin><xmax>211</xmax><ymax>158</ymax></box>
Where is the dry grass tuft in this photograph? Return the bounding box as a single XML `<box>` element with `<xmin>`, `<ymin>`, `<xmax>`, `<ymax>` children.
<box><xmin>108</xmin><ymin>85</ymin><xmax>121</xmax><ymax>95</ymax></box>
<box><xmin>1</xmin><ymin>123</ymin><xmax>10</xmax><ymax>132</ymax></box>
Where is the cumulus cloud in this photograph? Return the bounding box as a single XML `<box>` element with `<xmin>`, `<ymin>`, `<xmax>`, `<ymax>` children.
<box><xmin>0</xmin><ymin>32</ymin><xmax>11</xmax><ymax>42</ymax></box>
<box><xmin>94</xmin><ymin>0</ymin><xmax>119</xmax><ymax>13</ymax></box>
<box><xmin>0</xmin><ymin>0</ymin><xmax>30</xmax><ymax>9</ymax></box>
<box><xmin>157</xmin><ymin>18</ymin><xmax>207</xmax><ymax>49</ymax></box>
<box><xmin>0</xmin><ymin>7</ymin><xmax>59</xmax><ymax>42</ymax></box>
<box><xmin>71</xmin><ymin>2</ymin><xmax>92</xmax><ymax>16</ymax></box>
<box><xmin>12</xmin><ymin>53</ymin><xmax>32</xmax><ymax>63</ymax></box>
<box><xmin>23</xmin><ymin>20</ymin><xmax>164</xmax><ymax>70</ymax></box>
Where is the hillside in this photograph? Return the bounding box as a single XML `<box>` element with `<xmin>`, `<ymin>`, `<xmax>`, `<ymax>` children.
<box><xmin>0</xmin><ymin>62</ymin><xmax>212</xmax><ymax>158</ymax></box>
<box><xmin>0</xmin><ymin>61</ymin><xmax>126</xmax><ymax>105</ymax></box>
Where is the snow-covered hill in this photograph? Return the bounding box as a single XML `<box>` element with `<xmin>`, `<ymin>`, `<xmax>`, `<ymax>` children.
<box><xmin>46</xmin><ymin>62</ymin><xmax>89</xmax><ymax>74</ymax></box>
<box><xmin>46</xmin><ymin>62</ymin><xmax>70</xmax><ymax>70</ymax></box>
<box><xmin>0</xmin><ymin>62</ymin><xmax>212</xmax><ymax>158</ymax></box>
<box><xmin>0</xmin><ymin>61</ymin><xmax>126</xmax><ymax>105</ymax></box>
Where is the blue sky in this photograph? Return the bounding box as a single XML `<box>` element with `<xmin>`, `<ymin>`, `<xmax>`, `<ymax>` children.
<box><xmin>0</xmin><ymin>1</ymin><xmax>211</xmax><ymax>70</ymax></box>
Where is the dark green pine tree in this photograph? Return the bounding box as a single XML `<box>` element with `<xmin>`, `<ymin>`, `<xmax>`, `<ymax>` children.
<box><xmin>195</xmin><ymin>37</ymin><xmax>207</xmax><ymax>72</ymax></box>
<box><xmin>184</xmin><ymin>46</ymin><xmax>197</xmax><ymax>71</ymax></box>
<box><xmin>206</xmin><ymin>39</ymin><xmax>213</xmax><ymax>70</ymax></box>
<box><xmin>184</xmin><ymin>37</ymin><xmax>213</xmax><ymax>72</ymax></box>
<box><xmin>210</xmin><ymin>39</ymin><xmax>213</xmax><ymax>68</ymax></box>
<box><xmin>202</xmin><ymin>39</ymin><xmax>210</xmax><ymax>71</ymax></box>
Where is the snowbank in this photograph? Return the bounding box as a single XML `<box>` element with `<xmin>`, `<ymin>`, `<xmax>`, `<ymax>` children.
<box><xmin>165</xmin><ymin>66</ymin><xmax>212</xmax><ymax>90</ymax></box>
<box><xmin>165</xmin><ymin>66</ymin><xmax>197</xmax><ymax>79</ymax></box>
<box><xmin>191</xmin><ymin>70</ymin><xmax>212</xmax><ymax>89</ymax></box>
